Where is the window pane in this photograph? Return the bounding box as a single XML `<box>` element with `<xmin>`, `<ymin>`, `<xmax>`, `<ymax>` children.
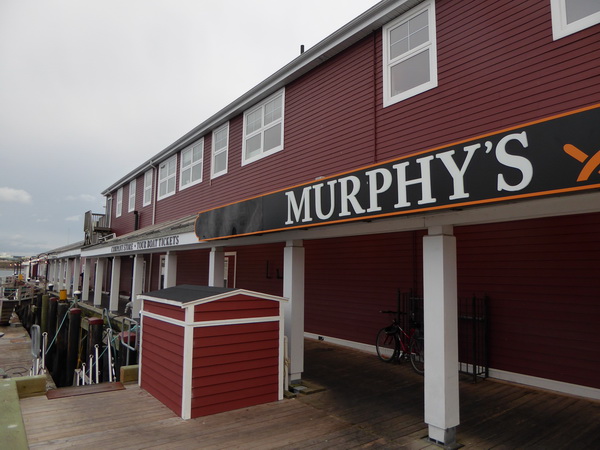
<box><xmin>566</xmin><ymin>0</ymin><xmax>600</xmax><ymax>23</ymax></box>
<box><xmin>167</xmin><ymin>177</ymin><xmax>175</xmax><ymax>193</ymax></box>
<box><xmin>246</xmin><ymin>134</ymin><xmax>262</xmax><ymax>159</ymax></box>
<box><xmin>264</xmin><ymin>96</ymin><xmax>282</xmax><ymax>125</ymax></box>
<box><xmin>214</xmin><ymin>152</ymin><xmax>227</xmax><ymax>173</ymax></box>
<box><xmin>181</xmin><ymin>168</ymin><xmax>191</xmax><ymax>186</ymax></box>
<box><xmin>390</xmin><ymin>23</ymin><xmax>409</xmax><ymax>59</ymax></box>
<box><xmin>182</xmin><ymin>149</ymin><xmax>192</xmax><ymax>167</ymax></box>
<box><xmin>409</xmin><ymin>11</ymin><xmax>429</xmax><ymax>50</ymax></box>
<box><xmin>246</xmin><ymin>109</ymin><xmax>262</xmax><ymax>135</ymax></box>
<box><xmin>264</xmin><ymin>123</ymin><xmax>282</xmax><ymax>151</ymax></box>
<box><xmin>193</xmin><ymin>145</ymin><xmax>202</xmax><ymax>162</ymax></box>
<box><xmin>191</xmin><ymin>164</ymin><xmax>202</xmax><ymax>182</ymax></box>
<box><xmin>159</xmin><ymin>181</ymin><xmax>167</xmax><ymax>197</ymax></box>
<box><xmin>168</xmin><ymin>158</ymin><xmax>176</xmax><ymax>175</ymax></box>
<box><xmin>215</xmin><ymin>129</ymin><xmax>227</xmax><ymax>150</ymax></box>
<box><xmin>390</xmin><ymin>49</ymin><xmax>430</xmax><ymax>96</ymax></box>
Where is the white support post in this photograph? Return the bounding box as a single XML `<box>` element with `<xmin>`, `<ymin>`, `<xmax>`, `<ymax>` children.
<box><xmin>72</xmin><ymin>257</ymin><xmax>81</xmax><ymax>294</ymax></box>
<box><xmin>57</xmin><ymin>259</ymin><xmax>64</xmax><ymax>291</ymax></box>
<box><xmin>66</xmin><ymin>258</ymin><xmax>74</xmax><ymax>295</ymax></box>
<box><xmin>109</xmin><ymin>256</ymin><xmax>121</xmax><ymax>312</ymax></box>
<box><xmin>82</xmin><ymin>258</ymin><xmax>92</xmax><ymax>301</ymax></box>
<box><xmin>94</xmin><ymin>258</ymin><xmax>105</xmax><ymax>307</ymax></box>
<box><xmin>164</xmin><ymin>252</ymin><xmax>177</xmax><ymax>288</ymax></box>
<box><xmin>208</xmin><ymin>247</ymin><xmax>225</xmax><ymax>287</ymax></box>
<box><xmin>283</xmin><ymin>240</ymin><xmax>305</xmax><ymax>383</ymax></box>
<box><xmin>423</xmin><ymin>225</ymin><xmax>460</xmax><ymax>446</ymax></box>
<box><xmin>131</xmin><ymin>254</ymin><xmax>144</xmax><ymax>319</ymax></box>
<box><xmin>49</xmin><ymin>261</ymin><xmax>55</xmax><ymax>286</ymax></box>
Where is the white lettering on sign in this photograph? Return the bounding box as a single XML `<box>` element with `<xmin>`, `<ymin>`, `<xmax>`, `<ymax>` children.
<box><xmin>111</xmin><ymin>235</ymin><xmax>181</xmax><ymax>253</ymax></box>
<box><xmin>284</xmin><ymin>131</ymin><xmax>534</xmax><ymax>226</ymax></box>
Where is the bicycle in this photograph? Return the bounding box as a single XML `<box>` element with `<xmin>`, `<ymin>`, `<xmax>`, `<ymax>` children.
<box><xmin>375</xmin><ymin>310</ymin><xmax>424</xmax><ymax>375</ymax></box>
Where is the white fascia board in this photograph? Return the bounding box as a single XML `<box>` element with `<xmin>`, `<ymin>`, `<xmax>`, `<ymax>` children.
<box><xmin>138</xmin><ymin>289</ymin><xmax>288</xmax><ymax>309</ymax></box>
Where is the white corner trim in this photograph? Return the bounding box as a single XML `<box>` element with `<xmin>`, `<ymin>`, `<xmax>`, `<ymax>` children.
<box><xmin>181</xmin><ymin>307</ymin><xmax>194</xmax><ymax>419</ymax></box>
<box><xmin>488</xmin><ymin>368</ymin><xmax>600</xmax><ymax>400</ymax></box>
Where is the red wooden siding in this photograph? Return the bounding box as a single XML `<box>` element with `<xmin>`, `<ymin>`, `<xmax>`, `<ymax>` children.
<box><xmin>140</xmin><ymin>316</ymin><xmax>185</xmax><ymax>415</ymax></box>
<box><xmin>304</xmin><ymin>231</ymin><xmax>425</xmax><ymax>345</ymax></box>
<box><xmin>226</xmin><ymin>243</ymin><xmax>284</xmax><ymax>296</ymax></box>
<box><xmin>455</xmin><ymin>212</ymin><xmax>600</xmax><ymax>389</ymax></box>
<box><xmin>194</xmin><ymin>295</ymin><xmax>280</xmax><ymax>321</ymax></box>
<box><xmin>107</xmin><ymin>0</ymin><xmax>600</xmax><ymax>239</ymax></box>
<box><xmin>176</xmin><ymin>249</ymin><xmax>210</xmax><ymax>285</ymax></box>
<box><xmin>143</xmin><ymin>300</ymin><xmax>185</xmax><ymax>321</ymax></box>
<box><xmin>190</xmin><ymin>322</ymin><xmax>279</xmax><ymax>418</ymax></box>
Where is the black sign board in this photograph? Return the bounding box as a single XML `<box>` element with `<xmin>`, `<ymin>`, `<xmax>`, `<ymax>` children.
<box><xmin>196</xmin><ymin>105</ymin><xmax>600</xmax><ymax>241</ymax></box>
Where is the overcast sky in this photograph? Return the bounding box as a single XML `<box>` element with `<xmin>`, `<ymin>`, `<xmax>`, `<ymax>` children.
<box><xmin>0</xmin><ymin>0</ymin><xmax>380</xmax><ymax>257</ymax></box>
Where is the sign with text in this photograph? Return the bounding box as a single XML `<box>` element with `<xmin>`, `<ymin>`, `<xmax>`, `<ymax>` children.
<box><xmin>196</xmin><ymin>105</ymin><xmax>600</xmax><ymax>241</ymax></box>
<box><xmin>110</xmin><ymin>235</ymin><xmax>180</xmax><ymax>253</ymax></box>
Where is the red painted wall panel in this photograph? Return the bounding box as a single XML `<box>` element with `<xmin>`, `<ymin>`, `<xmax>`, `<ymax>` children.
<box><xmin>304</xmin><ymin>231</ymin><xmax>425</xmax><ymax>345</ymax></box>
<box><xmin>456</xmin><ymin>212</ymin><xmax>600</xmax><ymax>389</ymax></box>
<box><xmin>176</xmin><ymin>249</ymin><xmax>210</xmax><ymax>286</ymax></box>
<box><xmin>226</xmin><ymin>243</ymin><xmax>285</xmax><ymax>296</ymax></box>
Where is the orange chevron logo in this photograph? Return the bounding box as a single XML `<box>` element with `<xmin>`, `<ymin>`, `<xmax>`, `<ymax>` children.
<box><xmin>563</xmin><ymin>144</ymin><xmax>600</xmax><ymax>182</ymax></box>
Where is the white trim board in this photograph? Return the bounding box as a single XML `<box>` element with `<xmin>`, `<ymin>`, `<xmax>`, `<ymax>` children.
<box><xmin>305</xmin><ymin>333</ymin><xmax>600</xmax><ymax>400</ymax></box>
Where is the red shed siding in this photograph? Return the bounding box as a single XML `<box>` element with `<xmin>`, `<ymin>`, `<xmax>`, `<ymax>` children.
<box><xmin>194</xmin><ymin>295</ymin><xmax>279</xmax><ymax>321</ymax></box>
<box><xmin>304</xmin><ymin>232</ymin><xmax>425</xmax><ymax>345</ymax></box>
<box><xmin>141</xmin><ymin>316</ymin><xmax>185</xmax><ymax>415</ymax></box>
<box><xmin>143</xmin><ymin>300</ymin><xmax>185</xmax><ymax>321</ymax></box>
<box><xmin>456</xmin><ymin>213</ymin><xmax>600</xmax><ymax>389</ymax></box>
<box><xmin>190</xmin><ymin>322</ymin><xmax>279</xmax><ymax>417</ymax></box>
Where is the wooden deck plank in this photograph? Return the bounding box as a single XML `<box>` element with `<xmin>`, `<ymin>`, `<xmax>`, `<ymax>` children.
<box><xmin>18</xmin><ymin>338</ymin><xmax>600</xmax><ymax>449</ymax></box>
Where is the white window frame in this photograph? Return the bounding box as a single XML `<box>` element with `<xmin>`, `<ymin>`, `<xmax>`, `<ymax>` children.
<box><xmin>143</xmin><ymin>169</ymin><xmax>153</xmax><ymax>207</ymax></box>
<box><xmin>179</xmin><ymin>139</ymin><xmax>204</xmax><ymax>190</ymax></box>
<box><xmin>241</xmin><ymin>89</ymin><xmax>285</xmax><ymax>166</ymax></box>
<box><xmin>128</xmin><ymin>179</ymin><xmax>136</xmax><ymax>212</ymax></box>
<box><xmin>551</xmin><ymin>0</ymin><xmax>600</xmax><ymax>40</ymax></box>
<box><xmin>211</xmin><ymin>122</ymin><xmax>229</xmax><ymax>179</ymax></box>
<box><xmin>157</xmin><ymin>154</ymin><xmax>177</xmax><ymax>201</ymax></box>
<box><xmin>382</xmin><ymin>0</ymin><xmax>437</xmax><ymax>107</ymax></box>
<box><xmin>116</xmin><ymin>187</ymin><xmax>123</xmax><ymax>218</ymax></box>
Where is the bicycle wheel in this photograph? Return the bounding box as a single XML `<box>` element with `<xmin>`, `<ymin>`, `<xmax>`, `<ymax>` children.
<box><xmin>376</xmin><ymin>326</ymin><xmax>399</xmax><ymax>362</ymax></box>
<box><xmin>409</xmin><ymin>336</ymin><xmax>425</xmax><ymax>374</ymax></box>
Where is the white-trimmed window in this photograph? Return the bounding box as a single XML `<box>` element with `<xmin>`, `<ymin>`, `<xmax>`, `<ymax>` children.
<box><xmin>383</xmin><ymin>0</ymin><xmax>437</xmax><ymax>107</ymax></box>
<box><xmin>143</xmin><ymin>169</ymin><xmax>153</xmax><ymax>207</ymax></box>
<box><xmin>116</xmin><ymin>187</ymin><xmax>123</xmax><ymax>218</ymax></box>
<box><xmin>128</xmin><ymin>179</ymin><xmax>136</xmax><ymax>212</ymax></box>
<box><xmin>158</xmin><ymin>155</ymin><xmax>177</xmax><ymax>200</ymax></box>
<box><xmin>180</xmin><ymin>139</ymin><xmax>204</xmax><ymax>190</ymax></box>
<box><xmin>211</xmin><ymin>122</ymin><xmax>229</xmax><ymax>178</ymax></box>
<box><xmin>242</xmin><ymin>89</ymin><xmax>284</xmax><ymax>165</ymax></box>
<box><xmin>551</xmin><ymin>0</ymin><xmax>600</xmax><ymax>39</ymax></box>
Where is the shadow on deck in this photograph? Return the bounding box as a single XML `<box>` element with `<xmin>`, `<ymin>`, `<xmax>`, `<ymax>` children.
<box><xmin>19</xmin><ymin>338</ymin><xmax>600</xmax><ymax>449</ymax></box>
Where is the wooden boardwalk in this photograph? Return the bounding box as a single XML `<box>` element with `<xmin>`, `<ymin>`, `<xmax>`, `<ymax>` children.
<box><xmin>18</xmin><ymin>338</ymin><xmax>600</xmax><ymax>449</ymax></box>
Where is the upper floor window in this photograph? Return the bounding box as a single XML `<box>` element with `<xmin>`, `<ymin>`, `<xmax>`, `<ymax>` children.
<box><xmin>158</xmin><ymin>155</ymin><xmax>177</xmax><ymax>200</ymax></box>
<box><xmin>382</xmin><ymin>0</ymin><xmax>437</xmax><ymax>107</ymax></box>
<box><xmin>143</xmin><ymin>169</ymin><xmax>153</xmax><ymax>207</ymax></box>
<box><xmin>211</xmin><ymin>123</ymin><xmax>229</xmax><ymax>178</ymax></box>
<box><xmin>180</xmin><ymin>139</ymin><xmax>203</xmax><ymax>190</ymax></box>
<box><xmin>242</xmin><ymin>90</ymin><xmax>284</xmax><ymax>165</ymax></box>
<box><xmin>116</xmin><ymin>187</ymin><xmax>123</xmax><ymax>217</ymax></box>
<box><xmin>128</xmin><ymin>179</ymin><xmax>136</xmax><ymax>212</ymax></box>
<box><xmin>551</xmin><ymin>0</ymin><xmax>600</xmax><ymax>39</ymax></box>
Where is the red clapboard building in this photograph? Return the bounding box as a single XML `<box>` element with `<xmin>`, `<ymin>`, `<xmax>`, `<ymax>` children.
<box><xmin>43</xmin><ymin>0</ymin><xmax>600</xmax><ymax>445</ymax></box>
